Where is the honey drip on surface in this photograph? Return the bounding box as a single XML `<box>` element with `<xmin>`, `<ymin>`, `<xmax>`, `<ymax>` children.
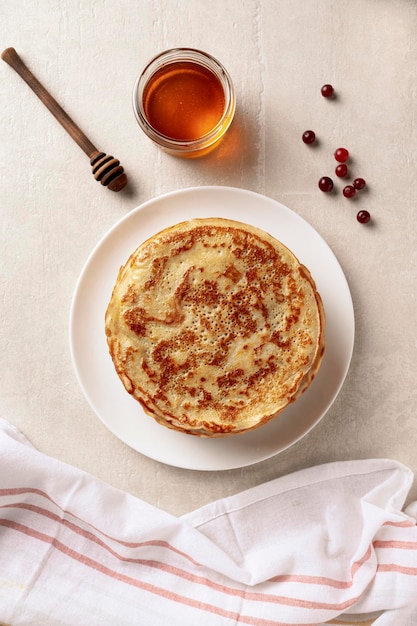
<box><xmin>143</xmin><ymin>61</ymin><xmax>226</xmax><ymax>141</ymax></box>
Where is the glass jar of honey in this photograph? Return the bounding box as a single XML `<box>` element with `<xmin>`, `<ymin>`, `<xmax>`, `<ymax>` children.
<box><xmin>133</xmin><ymin>48</ymin><xmax>236</xmax><ymax>157</ymax></box>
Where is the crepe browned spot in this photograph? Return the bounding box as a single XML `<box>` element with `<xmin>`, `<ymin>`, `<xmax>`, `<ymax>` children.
<box><xmin>105</xmin><ymin>218</ymin><xmax>325</xmax><ymax>436</ymax></box>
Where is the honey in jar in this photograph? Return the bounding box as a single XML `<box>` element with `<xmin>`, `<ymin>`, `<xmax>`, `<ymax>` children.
<box><xmin>143</xmin><ymin>61</ymin><xmax>225</xmax><ymax>142</ymax></box>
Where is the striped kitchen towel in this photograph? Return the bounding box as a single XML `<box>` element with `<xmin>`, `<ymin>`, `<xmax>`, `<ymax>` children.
<box><xmin>0</xmin><ymin>417</ymin><xmax>416</xmax><ymax>625</ymax></box>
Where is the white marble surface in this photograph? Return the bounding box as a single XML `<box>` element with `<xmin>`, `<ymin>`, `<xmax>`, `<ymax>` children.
<box><xmin>1</xmin><ymin>0</ymin><xmax>417</xmax><ymax>516</ymax></box>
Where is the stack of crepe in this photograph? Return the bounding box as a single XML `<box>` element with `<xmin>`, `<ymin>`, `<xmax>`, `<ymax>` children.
<box><xmin>105</xmin><ymin>218</ymin><xmax>325</xmax><ymax>436</ymax></box>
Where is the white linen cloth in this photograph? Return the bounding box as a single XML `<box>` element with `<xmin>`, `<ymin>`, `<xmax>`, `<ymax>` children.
<box><xmin>0</xmin><ymin>417</ymin><xmax>416</xmax><ymax>626</ymax></box>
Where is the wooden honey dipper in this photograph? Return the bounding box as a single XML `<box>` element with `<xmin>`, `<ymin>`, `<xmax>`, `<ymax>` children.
<box><xmin>1</xmin><ymin>47</ymin><xmax>127</xmax><ymax>192</ymax></box>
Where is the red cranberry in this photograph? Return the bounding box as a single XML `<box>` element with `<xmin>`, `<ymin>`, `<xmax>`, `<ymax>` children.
<box><xmin>318</xmin><ymin>176</ymin><xmax>333</xmax><ymax>192</ymax></box>
<box><xmin>334</xmin><ymin>147</ymin><xmax>349</xmax><ymax>163</ymax></box>
<box><xmin>353</xmin><ymin>177</ymin><xmax>366</xmax><ymax>190</ymax></box>
<box><xmin>302</xmin><ymin>130</ymin><xmax>316</xmax><ymax>144</ymax></box>
<box><xmin>343</xmin><ymin>185</ymin><xmax>356</xmax><ymax>198</ymax></box>
<box><xmin>321</xmin><ymin>84</ymin><xmax>334</xmax><ymax>98</ymax></box>
<box><xmin>357</xmin><ymin>210</ymin><xmax>371</xmax><ymax>224</ymax></box>
<box><xmin>335</xmin><ymin>163</ymin><xmax>348</xmax><ymax>178</ymax></box>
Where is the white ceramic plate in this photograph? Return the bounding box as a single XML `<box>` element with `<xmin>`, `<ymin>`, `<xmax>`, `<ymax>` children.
<box><xmin>69</xmin><ymin>186</ymin><xmax>354</xmax><ymax>471</ymax></box>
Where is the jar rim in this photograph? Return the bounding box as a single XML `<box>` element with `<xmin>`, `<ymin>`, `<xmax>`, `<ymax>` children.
<box><xmin>132</xmin><ymin>48</ymin><xmax>236</xmax><ymax>153</ymax></box>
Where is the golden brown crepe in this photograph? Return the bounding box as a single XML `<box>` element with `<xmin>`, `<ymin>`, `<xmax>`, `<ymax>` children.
<box><xmin>105</xmin><ymin>218</ymin><xmax>325</xmax><ymax>436</ymax></box>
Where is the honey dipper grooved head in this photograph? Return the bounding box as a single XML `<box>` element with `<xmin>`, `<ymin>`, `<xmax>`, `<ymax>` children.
<box><xmin>90</xmin><ymin>151</ymin><xmax>128</xmax><ymax>192</ymax></box>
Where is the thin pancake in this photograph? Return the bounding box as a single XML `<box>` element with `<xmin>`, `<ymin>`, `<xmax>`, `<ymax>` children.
<box><xmin>105</xmin><ymin>218</ymin><xmax>325</xmax><ymax>436</ymax></box>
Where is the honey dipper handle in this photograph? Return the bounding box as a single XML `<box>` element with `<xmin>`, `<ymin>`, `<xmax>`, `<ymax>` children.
<box><xmin>1</xmin><ymin>47</ymin><xmax>97</xmax><ymax>157</ymax></box>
